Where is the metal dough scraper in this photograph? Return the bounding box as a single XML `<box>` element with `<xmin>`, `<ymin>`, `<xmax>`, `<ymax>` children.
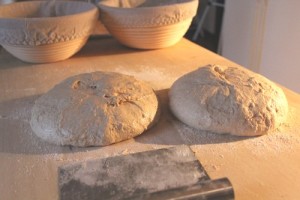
<box><xmin>58</xmin><ymin>145</ymin><xmax>234</xmax><ymax>200</ymax></box>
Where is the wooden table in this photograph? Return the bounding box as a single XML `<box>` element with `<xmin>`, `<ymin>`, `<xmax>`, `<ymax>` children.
<box><xmin>1</xmin><ymin>38</ymin><xmax>300</xmax><ymax>200</ymax></box>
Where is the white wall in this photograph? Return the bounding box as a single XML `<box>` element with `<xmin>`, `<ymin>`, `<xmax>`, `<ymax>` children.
<box><xmin>221</xmin><ymin>0</ymin><xmax>300</xmax><ymax>93</ymax></box>
<box><xmin>221</xmin><ymin>0</ymin><xmax>264</xmax><ymax>71</ymax></box>
<box><xmin>260</xmin><ymin>1</ymin><xmax>300</xmax><ymax>93</ymax></box>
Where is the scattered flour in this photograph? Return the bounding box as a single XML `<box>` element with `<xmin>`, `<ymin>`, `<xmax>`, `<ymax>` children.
<box><xmin>114</xmin><ymin>65</ymin><xmax>176</xmax><ymax>89</ymax></box>
<box><xmin>172</xmin><ymin>104</ymin><xmax>300</xmax><ymax>156</ymax></box>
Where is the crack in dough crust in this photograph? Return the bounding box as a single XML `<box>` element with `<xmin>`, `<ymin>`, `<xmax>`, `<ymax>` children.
<box><xmin>169</xmin><ymin>65</ymin><xmax>289</xmax><ymax>136</ymax></box>
<box><xmin>30</xmin><ymin>71</ymin><xmax>159</xmax><ymax>147</ymax></box>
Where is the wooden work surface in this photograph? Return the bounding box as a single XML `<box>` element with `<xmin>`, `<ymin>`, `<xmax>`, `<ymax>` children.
<box><xmin>1</xmin><ymin>38</ymin><xmax>300</xmax><ymax>200</ymax></box>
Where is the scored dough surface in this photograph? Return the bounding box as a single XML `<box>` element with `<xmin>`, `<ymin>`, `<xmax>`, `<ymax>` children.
<box><xmin>169</xmin><ymin>65</ymin><xmax>289</xmax><ymax>136</ymax></box>
<box><xmin>30</xmin><ymin>71</ymin><xmax>159</xmax><ymax>147</ymax></box>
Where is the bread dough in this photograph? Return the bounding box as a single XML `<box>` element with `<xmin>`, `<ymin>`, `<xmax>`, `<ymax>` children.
<box><xmin>30</xmin><ymin>72</ymin><xmax>159</xmax><ymax>147</ymax></box>
<box><xmin>169</xmin><ymin>65</ymin><xmax>289</xmax><ymax>136</ymax></box>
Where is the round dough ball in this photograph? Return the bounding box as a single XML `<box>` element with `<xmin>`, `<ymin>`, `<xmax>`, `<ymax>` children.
<box><xmin>30</xmin><ymin>71</ymin><xmax>159</xmax><ymax>147</ymax></box>
<box><xmin>169</xmin><ymin>65</ymin><xmax>288</xmax><ymax>136</ymax></box>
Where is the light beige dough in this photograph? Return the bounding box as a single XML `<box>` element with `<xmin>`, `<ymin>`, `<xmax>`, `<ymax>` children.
<box><xmin>30</xmin><ymin>72</ymin><xmax>159</xmax><ymax>147</ymax></box>
<box><xmin>169</xmin><ymin>64</ymin><xmax>289</xmax><ymax>136</ymax></box>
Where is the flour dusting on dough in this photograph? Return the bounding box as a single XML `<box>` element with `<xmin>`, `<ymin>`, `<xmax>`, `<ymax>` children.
<box><xmin>169</xmin><ymin>65</ymin><xmax>289</xmax><ymax>136</ymax></box>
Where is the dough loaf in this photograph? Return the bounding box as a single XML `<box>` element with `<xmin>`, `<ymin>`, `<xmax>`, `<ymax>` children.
<box><xmin>169</xmin><ymin>65</ymin><xmax>288</xmax><ymax>136</ymax></box>
<box><xmin>30</xmin><ymin>71</ymin><xmax>159</xmax><ymax>147</ymax></box>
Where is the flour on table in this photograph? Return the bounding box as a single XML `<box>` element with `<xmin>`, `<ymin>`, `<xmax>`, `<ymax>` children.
<box><xmin>114</xmin><ymin>65</ymin><xmax>176</xmax><ymax>89</ymax></box>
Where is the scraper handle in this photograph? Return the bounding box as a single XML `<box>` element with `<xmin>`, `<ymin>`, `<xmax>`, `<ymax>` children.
<box><xmin>128</xmin><ymin>177</ymin><xmax>234</xmax><ymax>200</ymax></box>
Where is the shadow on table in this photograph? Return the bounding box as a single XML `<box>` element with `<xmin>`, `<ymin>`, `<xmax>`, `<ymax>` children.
<box><xmin>0</xmin><ymin>47</ymin><xmax>34</xmax><ymax>70</ymax></box>
<box><xmin>0</xmin><ymin>89</ymin><xmax>255</xmax><ymax>155</ymax></box>
<box><xmin>0</xmin><ymin>95</ymin><xmax>100</xmax><ymax>155</ymax></box>
<box><xmin>135</xmin><ymin>89</ymin><xmax>256</xmax><ymax>146</ymax></box>
<box><xmin>73</xmin><ymin>37</ymin><xmax>154</xmax><ymax>58</ymax></box>
<box><xmin>0</xmin><ymin>37</ymin><xmax>154</xmax><ymax>69</ymax></box>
